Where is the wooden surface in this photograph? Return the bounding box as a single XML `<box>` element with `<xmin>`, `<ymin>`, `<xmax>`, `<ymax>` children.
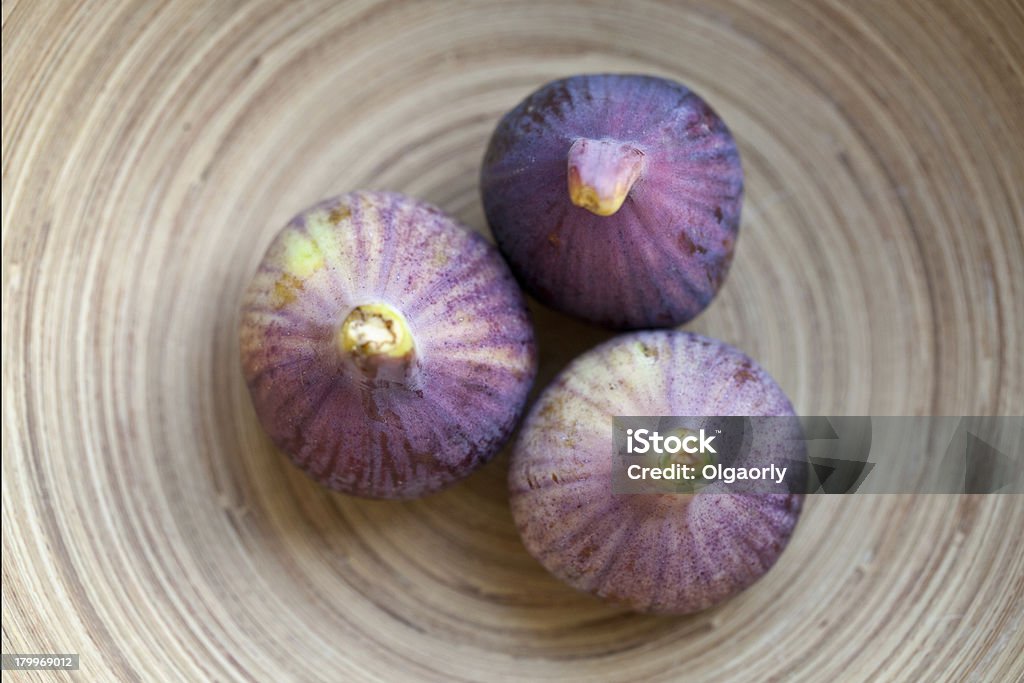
<box><xmin>3</xmin><ymin>1</ymin><xmax>1023</xmax><ymax>680</ymax></box>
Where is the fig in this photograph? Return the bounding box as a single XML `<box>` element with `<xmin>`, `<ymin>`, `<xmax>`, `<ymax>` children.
<box><xmin>481</xmin><ymin>74</ymin><xmax>743</xmax><ymax>329</ymax></box>
<box><xmin>240</xmin><ymin>191</ymin><xmax>537</xmax><ymax>499</ymax></box>
<box><xmin>509</xmin><ymin>331</ymin><xmax>804</xmax><ymax>614</ymax></box>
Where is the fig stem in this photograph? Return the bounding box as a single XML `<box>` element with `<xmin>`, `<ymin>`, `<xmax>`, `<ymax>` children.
<box><xmin>567</xmin><ymin>138</ymin><xmax>646</xmax><ymax>216</ymax></box>
<box><xmin>339</xmin><ymin>303</ymin><xmax>414</xmax><ymax>363</ymax></box>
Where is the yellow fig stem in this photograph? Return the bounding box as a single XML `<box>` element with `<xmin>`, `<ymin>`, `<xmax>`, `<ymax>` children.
<box><xmin>339</xmin><ymin>303</ymin><xmax>414</xmax><ymax>362</ymax></box>
<box><xmin>567</xmin><ymin>138</ymin><xmax>646</xmax><ymax>216</ymax></box>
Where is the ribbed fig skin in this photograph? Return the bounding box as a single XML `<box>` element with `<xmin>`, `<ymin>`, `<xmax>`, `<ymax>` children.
<box><xmin>509</xmin><ymin>331</ymin><xmax>803</xmax><ymax>614</ymax></box>
<box><xmin>481</xmin><ymin>74</ymin><xmax>743</xmax><ymax>329</ymax></box>
<box><xmin>240</xmin><ymin>191</ymin><xmax>537</xmax><ymax>499</ymax></box>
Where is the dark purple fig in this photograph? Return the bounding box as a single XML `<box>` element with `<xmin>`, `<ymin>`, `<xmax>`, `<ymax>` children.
<box><xmin>240</xmin><ymin>191</ymin><xmax>537</xmax><ymax>499</ymax></box>
<box><xmin>481</xmin><ymin>74</ymin><xmax>743</xmax><ymax>329</ymax></box>
<box><xmin>509</xmin><ymin>331</ymin><xmax>804</xmax><ymax>614</ymax></box>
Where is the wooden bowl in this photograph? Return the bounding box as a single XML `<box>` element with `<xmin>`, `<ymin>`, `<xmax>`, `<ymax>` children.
<box><xmin>3</xmin><ymin>1</ymin><xmax>1022</xmax><ymax>680</ymax></box>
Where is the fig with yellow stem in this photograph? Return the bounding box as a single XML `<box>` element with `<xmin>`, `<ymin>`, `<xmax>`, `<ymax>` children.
<box><xmin>240</xmin><ymin>191</ymin><xmax>537</xmax><ymax>498</ymax></box>
<box><xmin>482</xmin><ymin>74</ymin><xmax>743</xmax><ymax>329</ymax></box>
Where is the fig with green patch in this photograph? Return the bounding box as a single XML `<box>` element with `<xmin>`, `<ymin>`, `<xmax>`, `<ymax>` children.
<box><xmin>240</xmin><ymin>191</ymin><xmax>537</xmax><ymax>498</ymax></box>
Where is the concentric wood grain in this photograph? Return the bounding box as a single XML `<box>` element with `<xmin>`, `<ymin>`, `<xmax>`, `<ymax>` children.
<box><xmin>3</xmin><ymin>1</ymin><xmax>1022</xmax><ymax>681</ymax></box>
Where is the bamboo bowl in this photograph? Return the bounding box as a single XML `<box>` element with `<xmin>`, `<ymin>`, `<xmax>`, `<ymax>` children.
<box><xmin>3</xmin><ymin>1</ymin><xmax>1022</xmax><ymax>680</ymax></box>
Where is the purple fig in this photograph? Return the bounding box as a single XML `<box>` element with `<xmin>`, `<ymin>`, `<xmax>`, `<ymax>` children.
<box><xmin>240</xmin><ymin>191</ymin><xmax>537</xmax><ymax>499</ymax></box>
<box><xmin>509</xmin><ymin>331</ymin><xmax>804</xmax><ymax>614</ymax></box>
<box><xmin>481</xmin><ymin>74</ymin><xmax>743</xmax><ymax>329</ymax></box>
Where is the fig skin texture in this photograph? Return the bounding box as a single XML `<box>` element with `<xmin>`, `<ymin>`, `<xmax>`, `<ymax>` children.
<box><xmin>240</xmin><ymin>191</ymin><xmax>537</xmax><ymax>499</ymax></box>
<box><xmin>509</xmin><ymin>331</ymin><xmax>804</xmax><ymax>614</ymax></box>
<box><xmin>481</xmin><ymin>74</ymin><xmax>743</xmax><ymax>330</ymax></box>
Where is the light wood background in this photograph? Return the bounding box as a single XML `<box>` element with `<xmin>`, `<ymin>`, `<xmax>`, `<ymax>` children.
<box><xmin>3</xmin><ymin>1</ymin><xmax>1022</xmax><ymax>680</ymax></box>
